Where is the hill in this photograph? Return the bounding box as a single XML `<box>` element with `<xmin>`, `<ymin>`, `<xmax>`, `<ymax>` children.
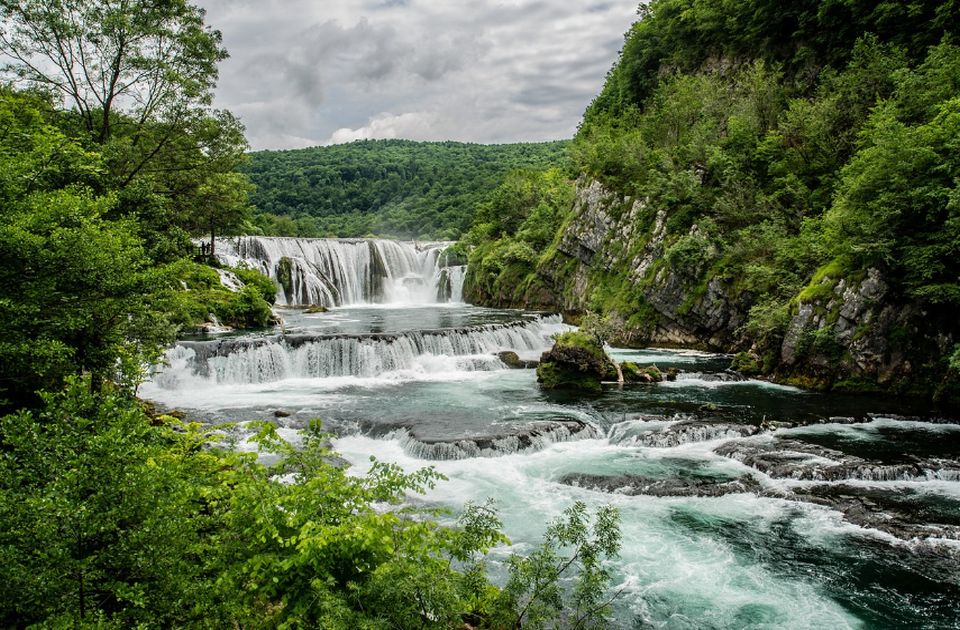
<box><xmin>243</xmin><ymin>139</ymin><xmax>570</xmax><ymax>239</ymax></box>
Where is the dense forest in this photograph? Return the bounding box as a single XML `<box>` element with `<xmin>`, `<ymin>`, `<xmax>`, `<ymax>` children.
<box><xmin>244</xmin><ymin>139</ymin><xmax>570</xmax><ymax>239</ymax></box>
<box><xmin>0</xmin><ymin>1</ymin><xmax>615</xmax><ymax>627</ymax></box>
<box><xmin>464</xmin><ymin>0</ymin><xmax>960</xmax><ymax>402</ymax></box>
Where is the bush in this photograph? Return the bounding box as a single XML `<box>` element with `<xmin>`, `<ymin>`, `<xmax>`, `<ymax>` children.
<box><xmin>152</xmin><ymin>260</ymin><xmax>275</xmax><ymax>331</ymax></box>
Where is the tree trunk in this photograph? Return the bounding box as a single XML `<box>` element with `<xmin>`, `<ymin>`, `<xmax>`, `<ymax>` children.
<box><xmin>209</xmin><ymin>221</ymin><xmax>216</xmax><ymax>258</ymax></box>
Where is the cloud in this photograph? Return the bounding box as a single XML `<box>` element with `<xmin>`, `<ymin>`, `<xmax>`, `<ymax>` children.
<box><xmin>326</xmin><ymin>111</ymin><xmax>442</xmax><ymax>144</ymax></box>
<box><xmin>197</xmin><ymin>0</ymin><xmax>639</xmax><ymax>149</ymax></box>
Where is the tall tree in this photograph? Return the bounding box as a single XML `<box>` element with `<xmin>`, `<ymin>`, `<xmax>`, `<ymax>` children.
<box><xmin>0</xmin><ymin>0</ymin><xmax>226</xmax><ymax>144</ymax></box>
<box><xmin>0</xmin><ymin>0</ymin><xmax>250</xmax><ymax>259</ymax></box>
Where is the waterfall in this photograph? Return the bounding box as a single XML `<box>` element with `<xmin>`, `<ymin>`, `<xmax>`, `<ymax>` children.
<box><xmin>151</xmin><ymin>315</ymin><xmax>564</xmax><ymax>388</ymax></box>
<box><xmin>214</xmin><ymin>236</ymin><xmax>466</xmax><ymax>307</ymax></box>
<box><xmin>389</xmin><ymin>420</ymin><xmax>601</xmax><ymax>461</ymax></box>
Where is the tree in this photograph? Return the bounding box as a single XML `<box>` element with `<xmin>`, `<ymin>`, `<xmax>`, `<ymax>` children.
<box><xmin>186</xmin><ymin>170</ymin><xmax>254</xmax><ymax>255</ymax></box>
<box><xmin>0</xmin><ymin>377</ymin><xmax>222</xmax><ymax>627</ymax></box>
<box><xmin>493</xmin><ymin>502</ymin><xmax>622</xmax><ymax>629</ymax></box>
<box><xmin>0</xmin><ymin>0</ymin><xmax>226</xmax><ymax>144</ymax></box>
<box><xmin>0</xmin><ymin>88</ymin><xmax>171</xmax><ymax>408</ymax></box>
<box><xmin>0</xmin><ymin>0</ymin><xmax>250</xmax><ymax>260</ymax></box>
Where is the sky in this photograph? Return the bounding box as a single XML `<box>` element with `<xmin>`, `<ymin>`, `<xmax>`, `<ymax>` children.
<box><xmin>195</xmin><ymin>0</ymin><xmax>640</xmax><ymax>150</ymax></box>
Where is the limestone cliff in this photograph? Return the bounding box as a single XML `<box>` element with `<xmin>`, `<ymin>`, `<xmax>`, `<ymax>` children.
<box><xmin>465</xmin><ymin>177</ymin><xmax>956</xmax><ymax>402</ymax></box>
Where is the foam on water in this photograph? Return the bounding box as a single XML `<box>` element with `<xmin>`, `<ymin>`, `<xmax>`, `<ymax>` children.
<box><xmin>663</xmin><ymin>373</ymin><xmax>806</xmax><ymax>392</ymax></box>
<box><xmin>781</xmin><ymin>417</ymin><xmax>960</xmax><ymax>440</ymax></box>
<box><xmin>333</xmin><ymin>432</ymin><xmax>865</xmax><ymax>628</ymax></box>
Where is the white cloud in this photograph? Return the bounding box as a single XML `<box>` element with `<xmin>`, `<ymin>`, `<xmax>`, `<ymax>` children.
<box><xmin>325</xmin><ymin>111</ymin><xmax>442</xmax><ymax>144</ymax></box>
<box><xmin>196</xmin><ymin>0</ymin><xmax>640</xmax><ymax>149</ymax></box>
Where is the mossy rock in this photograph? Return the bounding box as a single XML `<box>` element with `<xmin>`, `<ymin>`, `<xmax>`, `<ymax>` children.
<box><xmin>498</xmin><ymin>351</ymin><xmax>528</xmax><ymax>369</ymax></box>
<box><xmin>621</xmin><ymin>362</ymin><xmax>663</xmax><ymax>383</ymax></box>
<box><xmin>536</xmin><ymin>361</ymin><xmax>603</xmax><ymax>393</ymax></box>
<box><xmin>731</xmin><ymin>352</ymin><xmax>762</xmax><ymax>376</ymax></box>
<box><xmin>536</xmin><ymin>331</ymin><xmax>617</xmax><ymax>392</ymax></box>
<box><xmin>277</xmin><ymin>257</ymin><xmax>294</xmax><ymax>301</ymax></box>
<box><xmin>304</xmin><ymin>305</ymin><xmax>329</xmax><ymax>314</ymax></box>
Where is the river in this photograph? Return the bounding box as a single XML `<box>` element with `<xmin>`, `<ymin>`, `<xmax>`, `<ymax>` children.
<box><xmin>142</xmin><ymin>237</ymin><xmax>960</xmax><ymax>629</ymax></box>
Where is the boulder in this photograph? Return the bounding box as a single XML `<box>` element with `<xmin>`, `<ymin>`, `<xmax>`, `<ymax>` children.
<box><xmin>304</xmin><ymin>305</ymin><xmax>329</xmax><ymax>314</ymax></box>
<box><xmin>536</xmin><ymin>331</ymin><xmax>617</xmax><ymax>393</ymax></box>
<box><xmin>621</xmin><ymin>362</ymin><xmax>663</xmax><ymax>383</ymax></box>
<box><xmin>497</xmin><ymin>350</ymin><xmax>537</xmax><ymax>369</ymax></box>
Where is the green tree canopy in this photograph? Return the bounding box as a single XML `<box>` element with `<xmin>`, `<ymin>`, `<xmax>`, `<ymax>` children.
<box><xmin>0</xmin><ymin>0</ymin><xmax>226</xmax><ymax>143</ymax></box>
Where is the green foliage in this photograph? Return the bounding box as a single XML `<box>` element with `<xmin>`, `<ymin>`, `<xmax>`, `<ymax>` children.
<box><xmin>730</xmin><ymin>352</ymin><xmax>762</xmax><ymax>376</ymax></box>
<box><xmin>233</xmin><ymin>265</ymin><xmax>278</xmax><ymax>304</ymax></box>
<box><xmin>0</xmin><ymin>83</ymin><xmax>264</xmax><ymax>409</ymax></box>
<box><xmin>949</xmin><ymin>345</ymin><xmax>960</xmax><ymax>373</ymax></box>
<box><xmin>0</xmin><ymin>377</ymin><xmax>624</xmax><ymax>628</ymax></box>
<box><xmin>493</xmin><ymin>502</ymin><xmax>622</xmax><ymax>629</ymax></box>
<box><xmin>0</xmin><ymin>377</ymin><xmax>222</xmax><ymax>627</ymax></box>
<box><xmin>464</xmin><ymin>169</ymin><xmax>575</xmax><ymax>306</ymax></box>
<box><xmin>578</xmin><ymin>311</ymin><xmax>618</xmax><ymax>346</ymax></box>
<box><xmin>581</xmin><ymin>0</ymin><xmax>960</xmax><ymax>129</ymax></box>
<box><xmin>150</xmin><ymin>259</ymin><xmax>274</xmax><ymax>331</ymax></box>
<box><xmin>211</xmin><ymin>421</ymin><xmax>507</xmax><ymax>629</ymax></box>
<box><xmin>0</xmin><ymin>177</ymin><xmax>170</xmax><ymax>407</ymax></box>
<box><xmin>245</xmin><ymin>139</ymin><xmax>570</xmax><ymax>239</ymax></box>
<box><xmin>825</xmin><ymin>96</ymin><xmax>960</xmax><ymax>306</ymax></box>
<box><xmin>0</xmin><ymin>1</ymin><xmax>251</xmax><ymax>261</ymax></box>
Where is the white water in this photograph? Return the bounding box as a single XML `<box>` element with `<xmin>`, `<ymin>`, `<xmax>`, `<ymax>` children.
<box><xmin>215</xmin><ymin>236</ymin><xmax>466</xmax><ymax>306</ymax></box>
<box><xmin>147</xmin><ymin>315</ymin><xmax>566</xmax><ymax>391</ymax></box>
<box><xmin>333</xmin><ymin>433</ymin><xmax>865</xmax><ymax>628</ymax></box>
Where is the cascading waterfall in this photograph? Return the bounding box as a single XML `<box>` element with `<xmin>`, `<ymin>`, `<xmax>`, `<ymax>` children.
<box><xmin>214</xmin><ymin>236</ymin><xmax>467</xmax><ymax>306</ymax></box>
<box><xmin>151</xmin><ymin>315</ymin><xmax>564</xmax><ymax>388</ymax></box>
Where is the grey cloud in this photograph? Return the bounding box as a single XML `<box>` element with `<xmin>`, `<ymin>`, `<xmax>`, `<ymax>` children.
<box><xmin>515</xmin><ymin>84</ymin><xmax>596</xmax><ymax>107</ymax></box>
<box><xmin>197</xmin><ymin>0</ymin><xmax>640</xmax><ymax>149</ymax></box>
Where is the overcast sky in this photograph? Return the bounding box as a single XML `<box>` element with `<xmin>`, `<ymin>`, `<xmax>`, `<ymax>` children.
<box><xmin>195</xmin><ymin>1</ymin><xmax>640</xmax><ymax>150</ymax></box>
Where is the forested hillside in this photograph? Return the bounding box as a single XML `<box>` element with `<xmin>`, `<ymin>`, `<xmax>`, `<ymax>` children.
<box><xmin>244</xmin><ymin>139</ymin><xmax>569</xmax><ymax>239</ymax></box>
<box><xmin>464</xmin><ymin>0</ymin><xmax>960</xmax><ymax>403</ymax></box>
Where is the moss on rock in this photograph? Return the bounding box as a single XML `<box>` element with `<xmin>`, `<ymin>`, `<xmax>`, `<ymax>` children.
<box><xmin>731</xmin><ymin>352</ymin><xmax>762</xmax><ymax>376</ymax></box>
<box><xmin>621</xmin><ymin>362</ymin><xmax>663</xmax><ymax>383</ymax></box>
<box><xmin>277</xmin><ymin>257</ymin><xmax>294</xmax><ymax>302</ymax></box>
<box><xmin>536</xmin><ymin>331</ymin><xmax>617</xmax><ymax>392</ymax></box>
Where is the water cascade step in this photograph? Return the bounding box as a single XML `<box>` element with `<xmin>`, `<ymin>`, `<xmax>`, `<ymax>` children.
<box><xmin>214</xmin><ymin>236</ymin><xmax>466</xmax><ymax>306</ymax></box>
<box><xmin>151</xmin><ymin>315</ymin><xmax>564</xmax><ymax>388</ymax></box>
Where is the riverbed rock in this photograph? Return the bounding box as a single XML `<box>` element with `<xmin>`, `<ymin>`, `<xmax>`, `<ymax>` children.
<box><xmin>497</xmin><ymin>350</ymin><xmax>537</xmax><ymax>369</ymax></box>
<box><xmin>303</xmin><ymin>305</ymin><xmax>329</xmax><ymax>314</ymax></box>
<box><xmin>498</xmin><ymin>351</ymin><xmax>524</xmax><ymax>368</ymax></box>
<box><xmin>621</xmin><ymin>362</ymin><xmax>663</xmax><ymax>383</ymax></box>
<box><xmin>383</xmin><ymin>419</ymin><xmax>600</xmax><ymax>460</ymax></box>
<box><xmin>536</xmin><ymin>331</ymin><xmax>617</xmax><ymax>393</ymax></box>
<box><xmin>560</xmin><ymin>472</ymin><xmax>762</xmax><ymax>497</ymax></box>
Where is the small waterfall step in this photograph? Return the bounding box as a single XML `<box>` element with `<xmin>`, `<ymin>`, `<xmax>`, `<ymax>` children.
<box><xmin>152</xmin><ymin>314</ymin><xmax>565</xmax><ymax>387</ymax></box>
<box><xmin>214</xmin><ymin>236</ymin><xmax>467</xmax><ymax>307</ymax></box>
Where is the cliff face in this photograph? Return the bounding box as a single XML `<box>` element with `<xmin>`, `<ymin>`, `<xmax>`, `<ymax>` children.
<box><xmin>465</xmin><ymin>177</ymin><xmax>956</xmax><ymax>401</ymax></box>
<box><xmin>775</xmin><ymin>268</ymin><xmax>953</xmax><ymax>398</ymax></box>
<box><xmin>468</xmin><ymin>177</ymin><xmax>750</xmax><ymax>349</ymax></box>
